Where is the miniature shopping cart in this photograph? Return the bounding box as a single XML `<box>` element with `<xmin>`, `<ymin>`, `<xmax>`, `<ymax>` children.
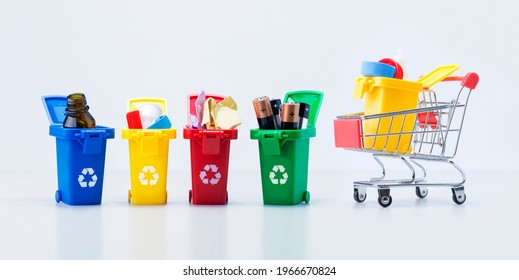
<box><xmin>334</xmin><ymin>72</ymin><xmax>479</xmax><ymax>207</ymax></box>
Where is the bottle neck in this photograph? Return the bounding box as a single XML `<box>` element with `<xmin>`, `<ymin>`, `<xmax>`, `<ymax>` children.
<box><xmin>66</xmin><ymin>105</ymin><xmax>90</xmax><ymax>114</ymax></box>
<box><xmin>66</xmin><ymin>93</ymin><xmax>89</xmax><ymax>114</ymax></box>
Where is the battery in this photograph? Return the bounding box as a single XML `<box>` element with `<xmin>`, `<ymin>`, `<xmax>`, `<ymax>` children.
<box><xmin>298</xmin><ymin>102</ymin><xmax>310</xmax><ymax>129</ymax></box>
<box><xmin>253</xmin><ymin>96</ymin><xmax>278</xmax><ymax>130</ymax></box>
<box><xmin>281</xmin><ymin>102</ymin><xmax>300</xmax><ymax>130</ymax></box>
<box><xmin>270</xmin><ymin>99</ymin><xmax>282</xmax><ymax>129</ymax></box>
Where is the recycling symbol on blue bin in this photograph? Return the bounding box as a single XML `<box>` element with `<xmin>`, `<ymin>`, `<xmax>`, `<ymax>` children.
<box><xmin>199</xmin><ymin>164</ymin><xmax>221</xmax><ymax>185</ymax></box>
<box><xmin>269</xmin><ymin>165</ymin><xmax>288</xmax><ymax>185</ymax></box>
<box><xmin>78</xmin><ymin>167</ymin><xmax>97</xmax><ymax>188</ymax></box>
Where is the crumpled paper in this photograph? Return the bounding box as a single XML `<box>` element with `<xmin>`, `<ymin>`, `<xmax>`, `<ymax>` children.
<box><xmin>214</xmin><ymin>96</ymin><xmax>241</xmax><ymax>129</ymax></box>
<box><xmin>201</xmin><ymin>96</ymin><xmax>241</xmax><ymax>129</ymax></box>
<box><xmin>202</xmin><ymin>97</ymin><xmax>217</xmax><ymax>129</ymax></box>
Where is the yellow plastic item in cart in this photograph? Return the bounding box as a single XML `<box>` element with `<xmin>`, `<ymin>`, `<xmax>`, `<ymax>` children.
<box><xmin>354</xmin><ymin>77</ymin><xmax>422</xmax><ymax>153</ymax></box>
<box><xmin>122</xmin><ymin>98</ymin><xmax>176</xmax><ymax>205</ymax></box>
<box><xmin>417</xmin><ymin>64</ymin><xmax>459</xmax><ymax>88</ymax></box>
<box><xmin>353</xmin><ymin>64</ymin><xmax>460</xmax><ymax>153</ymax></box>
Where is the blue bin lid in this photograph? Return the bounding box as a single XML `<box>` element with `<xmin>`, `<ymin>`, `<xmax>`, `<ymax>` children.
<box><xmin>42</xmin><ymin>95</ymin><xmax>67</xmax><ymax>126</ymax></box>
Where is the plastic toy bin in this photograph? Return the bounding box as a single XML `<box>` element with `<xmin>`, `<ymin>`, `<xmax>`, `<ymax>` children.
<box><xmin>250</xmin><ymin>90</ymin><xmax>323</xmax><ymax>205</ymax></box>
<box><xmin>354</xmin><ymin>77</ymin><xmax>422</xmax><ymax>153</ymax></box>
<box><xmin>122</xmin><ymin>98</ymin><xmax>176</xmax><ymax>205</ymax></box>
<box><xmin>183</xmin><ymin>93</ymin><xmax>238</xmax><ymax>205</ymax></box>
<box><xmin>250</xmin><ymin>128</ymin><xmax>315</xmax><ymax>205</ymax></box>
<box><xmin>43</xmin><ymin>96</ymin><xmax>114</xmax><ymax>205</ymax></box>
<box><xmin>184</xmin><ymin>129</ymin><xmax>238</xmax><ymax>204</ymax></box>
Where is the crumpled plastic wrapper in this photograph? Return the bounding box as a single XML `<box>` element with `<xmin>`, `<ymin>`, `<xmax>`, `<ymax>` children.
<box><xmin>195</xmin><ymin>91</ymin><xmax>206</xmax><ymax>128</ymax></box>
<box><xmin>187</xmin><ymin>114</ymin><xmax>198</xmax><ymax>128</ymax></box>
<box><xmin>201</xmin><ymin>96</ymin><xmax>241</xmax><ymax>129</ymax></box>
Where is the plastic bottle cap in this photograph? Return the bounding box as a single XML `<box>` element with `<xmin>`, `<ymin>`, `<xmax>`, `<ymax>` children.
<box><xmin>126</xmin><ymin>110</ymin><xmax>143</xmax><ymax>129</ymax></box>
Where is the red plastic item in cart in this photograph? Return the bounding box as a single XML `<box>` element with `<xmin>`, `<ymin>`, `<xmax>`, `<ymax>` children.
<box><xmin>379</xmin><ymin>58</ymin><xmax>404</xmax><ymax>79</ymax></box>
<box><xmin>417</xmin><ymin>112</ymin><xmax>438</xmax><ymax>129</ymax></box>
<box><xmin>183</xmin><ymin>93</ymin><xmax>238</xmax><ymax>205</ymax></box>
<box><xmin>333</xmin><ymin>116</ymin><xmax>363</xmax><ymax>149</ymax></box>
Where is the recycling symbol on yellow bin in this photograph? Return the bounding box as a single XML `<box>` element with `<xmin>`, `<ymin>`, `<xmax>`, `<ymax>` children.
<box><xmin>199</xmin><ymin>164</ymin><xmax>221</xmax><ymax>185</ymax></box>
<box><xmin>78</xmin><ymin>167</ymin><xmax>97</xmax><ymax>188</ymax></box>
<box><xmin>138</xmin><ymin>165</ymin><xmax>159</xmax><ymax>186</ymax></box>
<box><xmin>269</xmin><ymin>165</ymin><xmax>288</xmax><ymax>185</ymax></box>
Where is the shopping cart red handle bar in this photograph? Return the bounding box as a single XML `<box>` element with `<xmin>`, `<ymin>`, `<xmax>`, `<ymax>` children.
<box><xmin>443</xmin><ymin>72</ymin><xmax>479</xmax><ymax>90</ymax></box>
<box><xmin>424</xmin><ymin>72</ymin><xmax>479</xmax><ymax>90</ymax></box>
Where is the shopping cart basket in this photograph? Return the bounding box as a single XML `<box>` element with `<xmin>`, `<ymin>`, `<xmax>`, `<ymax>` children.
<box><xmin>334</xmin><ymin>72</ymin><xmax>479</xmax><ymax>207</ymax></box>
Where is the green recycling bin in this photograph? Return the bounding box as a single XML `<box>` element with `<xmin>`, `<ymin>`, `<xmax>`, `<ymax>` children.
<box><xmin>250</xmin><ymin>90</ymin><xmax>323</xmax><ymax>205</ymax></box>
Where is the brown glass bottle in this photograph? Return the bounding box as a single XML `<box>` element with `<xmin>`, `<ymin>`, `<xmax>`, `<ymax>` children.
<box><xmin>63</xmin><ymin>93</ymin><xmax>96</xmax><ymax>128</ymax></box>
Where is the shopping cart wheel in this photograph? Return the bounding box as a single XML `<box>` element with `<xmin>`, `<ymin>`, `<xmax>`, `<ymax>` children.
<box><xmin>378</xmin><ymin>195</ymin><xmax>392</xmax><ymax>207</ymax></box>
<box><xmin>452</xmin><ymin>187</ymin><xmax>466</xmax><ymax>205</ymax></box>
<box><xmin>128</xmin><ymin>190</ymin><xmax>132</xmax><ymax>203</ymax></box>
<box><xmin>303</xmin><ymin>191</ymin><xmax>311</xmax><ymax>203</ymax></box>
<box><xmin>189</xmin><ymin>190</ymin><xmax>192</xmax><ymax>203</ymax></box>
<box><xmin>55</xmin><ymin>190</ymin><xmax>61</xmax><ymax>203</ymax></box>
<box><xmin>354</xmin><ymin>189</ymin><xmax>367</xmax><ymax>203</ymax></box>
<box><xmin>377</xmin><ymin>188</ymin><xmax>392</xmax><ymax>207</ymax></box>
<box><xmin>415</xmin><ymin>187</ymin><xmax>428</xmax><ymax>199</ymax></box>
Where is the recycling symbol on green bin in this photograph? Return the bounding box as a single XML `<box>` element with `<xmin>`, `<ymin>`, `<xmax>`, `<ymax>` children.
<box><xmin>78</xmin><ymin>167</ymin><xmax>97</xmax><ymax>188</ymax></box>
<box><xmin>269</xmin><ymin>165</ymin><xmax>288</xmax><ymax>185</ymax></box>
<box><xmin>199</xmin><ymin>164</ymin><xmax>221</xmax><ymax>185</ymax></box>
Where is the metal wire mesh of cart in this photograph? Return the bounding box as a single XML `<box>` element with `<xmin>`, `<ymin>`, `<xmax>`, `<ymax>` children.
<box><xmin>333</xmin><ymin>72</ymin><xmax>479</xmax><ymax>207</ymax></box>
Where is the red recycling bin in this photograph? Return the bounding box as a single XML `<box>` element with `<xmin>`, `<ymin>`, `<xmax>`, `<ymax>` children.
<box><xmin>183</xmin><ymin>93</ymin><xmax>238</xmax><ymax>205</ymax></box>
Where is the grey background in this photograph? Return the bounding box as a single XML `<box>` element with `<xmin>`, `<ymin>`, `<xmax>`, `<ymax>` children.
<box><xmin>0</xmin><ymin>0</ymin><xmax>517</xmax><ymax>173</ymax></box>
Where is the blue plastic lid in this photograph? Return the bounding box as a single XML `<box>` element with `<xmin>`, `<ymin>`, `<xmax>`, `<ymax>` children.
<box><xmin>42</xmin><ymin>95</ymin><xmax>67</xmax><ymax>126</ymax></box>
<box><xmin>361</xmin><ymin>61</ymin><xmax>396</xmax><ymax>78</ymax></box>
<box><xmin>148</xmin><ymin>115</ymin><xmax>172</xmax><ymax>129</ymax></box>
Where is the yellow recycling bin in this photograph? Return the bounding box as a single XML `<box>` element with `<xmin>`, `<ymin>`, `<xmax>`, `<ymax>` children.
<box><xmin>354</xmin><ymin>77</ymin><xmax>422</xmax><ymax>153</ymax></box>
<box><xmin>122</xmin><ymin>98</ymin><xmax>176</xmax><ymax>205</ymax></box>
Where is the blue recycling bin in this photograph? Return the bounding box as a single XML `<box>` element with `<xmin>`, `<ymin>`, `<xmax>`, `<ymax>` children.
<box><xmin>43</xmin><ymin>96</ymin><xmax>114</xmax><ymax>205</ymax></box>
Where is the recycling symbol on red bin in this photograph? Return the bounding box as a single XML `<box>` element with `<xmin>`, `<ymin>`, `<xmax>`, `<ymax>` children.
<box><xmin>269</xmin><ymin>165</ymin><xmax>288</xmax><ymax>185</ymax></box>
<box><xmin>199</xmin><ymin>164</ymin><xmax>221</xmax><ymax>185</ymax></box>
<box><xmin>78</xmin><ymin>167</ymin><xmax>97</xmax><ymax>188</ymax></box>
<box><xmin>138</xmin><ymin>165</ymin><xmax>159</xmax><ymax>186</ymax></box>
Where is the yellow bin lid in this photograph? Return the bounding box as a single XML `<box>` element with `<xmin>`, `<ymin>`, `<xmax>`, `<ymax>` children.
<box><xmin>127</xmin><ymin>97</ymin><xmax>168</xmax><ymax>114</ymax></box>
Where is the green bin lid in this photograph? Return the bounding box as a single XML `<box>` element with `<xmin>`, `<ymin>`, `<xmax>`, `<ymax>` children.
<box><xmin>284</xmin><ymin>90</ymin><xmax>324</xmax><ymax>129</ymax></box>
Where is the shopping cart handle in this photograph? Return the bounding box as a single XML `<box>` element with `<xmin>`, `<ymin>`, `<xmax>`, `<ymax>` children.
<box><xmin>441</xmin><ymin>72</ymin><xmax>479</xmax><ymax>90</ymax></box>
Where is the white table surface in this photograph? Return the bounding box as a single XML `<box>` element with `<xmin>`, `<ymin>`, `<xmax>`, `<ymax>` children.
<box><xmin>1</xmin><ymin>168</ymin><xmax>517</xmax><ymax>260</ymax></box>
